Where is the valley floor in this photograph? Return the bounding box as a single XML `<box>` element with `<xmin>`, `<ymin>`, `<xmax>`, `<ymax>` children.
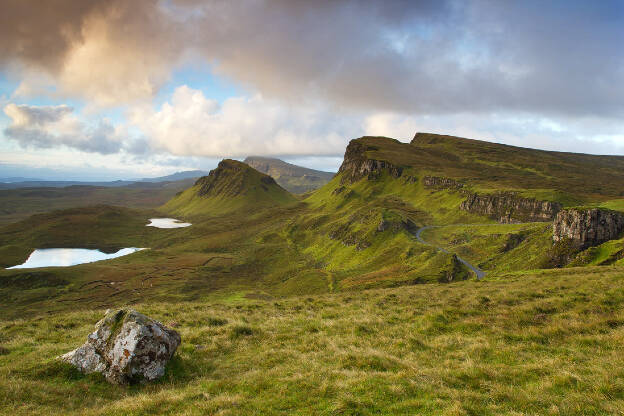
<box><xmin>2</xmin><ymin>267</ymin><xmax>624</xmax><ymax>415</ymax></box>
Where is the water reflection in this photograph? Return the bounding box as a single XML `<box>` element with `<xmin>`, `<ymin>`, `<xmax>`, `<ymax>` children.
<box><xmin>7</xmin><ymin>247</ymin><xmax>145</xmax><ymax>269</ymax></box>
<box><xmin>146</xmin><ymin>218</ymin><xmax>191</xmax><ymax>228</ymax></box>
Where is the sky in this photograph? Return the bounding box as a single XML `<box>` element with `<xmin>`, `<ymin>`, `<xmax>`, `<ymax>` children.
<box><xmin>1</xmin><ymin>0</ymin><xmax>624</xmax><ymax>180</ymax></box>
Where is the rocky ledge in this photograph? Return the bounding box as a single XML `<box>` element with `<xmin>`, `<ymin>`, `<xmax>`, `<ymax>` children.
<box><xmin>553</xmin><ymin>208</ymin><xmax>624</xmax><ymax>250</ymax></box>
<box><xmin>60</xmin><ymin>309</ymin><xmax>181</xmax><ymax>384</ymax></box>
<box><xmin>423</xmin><ymin>176</ymin><xmax>464</xmax><ymax>190</ymax></box>
<box><xmin>460</xmin><ymin>192</ymin><xmax>562</xmax><ymax>223</ymax></box>
<box><xmin>338</xmin><ymin>140</ymin><xmax>402</xmax><ymax>183</ymax></box>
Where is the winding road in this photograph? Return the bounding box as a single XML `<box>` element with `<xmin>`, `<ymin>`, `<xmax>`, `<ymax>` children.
<box><xmin>413</xmin><ymin>226</ymin><xmax>486</xmax><ymax>280</ymax></box>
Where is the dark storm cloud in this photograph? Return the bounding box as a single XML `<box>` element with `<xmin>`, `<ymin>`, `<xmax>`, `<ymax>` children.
<box><xmin>1</xmin><ymin>0</ymin><xmax>623</xmax><ymax>117</ymax></box>
<box><xmin>0</xmin><ymin>0</ymin><xmax>106</xmax><ymax>71</ymax></box>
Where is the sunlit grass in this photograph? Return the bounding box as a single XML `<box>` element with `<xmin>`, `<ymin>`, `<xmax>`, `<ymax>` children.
<box><xmin>2</xmin><ymin>269</ymin><xmax>624</xmax><ymax>415</ymax></box>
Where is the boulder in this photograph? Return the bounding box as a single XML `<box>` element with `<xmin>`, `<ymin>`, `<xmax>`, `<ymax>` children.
<box><xmin>60</xmin><ymin>309</ymin><xmax>181</xmax><ymax>384</ymax></box>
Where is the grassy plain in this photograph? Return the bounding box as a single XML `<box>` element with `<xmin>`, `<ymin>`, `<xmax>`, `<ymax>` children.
<box><xmin>0</xmin><ymin>180</ymin><xmax>194</xmax><ymax>226</ymax></box>
<box><xmin>1</xmin><ymin>268</ymin><xmax>624</xmax><ymax>415</ymax></box>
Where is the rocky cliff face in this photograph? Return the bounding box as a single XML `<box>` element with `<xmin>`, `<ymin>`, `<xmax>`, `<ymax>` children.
<box><xmin>553</xmin><ymin>208</ymin><xmax>624</xmax><ymax>250</ymax></box>
<box><xmin>423</xmin><ymin>176</ymin><xmax>464</xmax><ymax>190</ymax></box>
<box><xmin>338</xmin><ymin>140</ymin><xmax>403</xmax><ymax>183</ymax></box>
<box><xmin>460</xmin><ymin>192</ymin><xmax>562</xmax><ymax>223</ymax></box>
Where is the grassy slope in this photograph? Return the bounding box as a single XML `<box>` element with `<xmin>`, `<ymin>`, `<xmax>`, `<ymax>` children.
<box><xmin>4</xmin><ymin>134</ymin><xmax>624</xmax><ymax>316</ymax></box>
<box><xmin>2</xmin><ymin>269</ymin><xmax>624</xmax><ymax>415</ymax></box>
<box><xmin>0</xmin><ymin>205</ymin><xmax>164</xmax><ymax>268</ymax></box>
<box><xmin>0</xmin><ymin>203</ymin><xmax>314</xmax><ymax>319</ymax></box>
<box><xmin>356</xmin><ymin>134</ymin><xmax>624</xmax><ymax>204</ymax></box>
<box><xmin>419</xmin><ymin>223</ymin><xmax>554</xmax><ymax>274</ymax></box>
<box><xmin>283</xmin><ymin>172</ymin><xmax>489</xmax><ymax>289</ymax></box>
<box><xmin>163</xmin><ymin>160</ymin><xmax>297</xmax><ymax>218</ymax></box>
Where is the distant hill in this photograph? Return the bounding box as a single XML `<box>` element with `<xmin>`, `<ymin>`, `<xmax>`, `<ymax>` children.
<box><xmin>0</xmin><ymin>178</ymin><xmax>195</xmax><ymax>226</ymax></box>
<box><xmin>0</xmin><ymin>170</ymin><xmax>209</xmax><ymax>190</ymax></box>
<box><xmin>163</xmin><ymin>159</ymin><xmax>297</xmax><ymax>217</ymax></box>
<box><xmin>0</xmin><ymin>177</ymin><xmax>43</xmax><ymax>183</ymax></box>
<box><xmin>137</xmin><ymin>170</ymin><xmax>210</xmax><ymax>183</ymax></box>
<box><xmin>243</xmin><ymin>156</ymin><xmax>334</xmax><ymax>193</ymax></box>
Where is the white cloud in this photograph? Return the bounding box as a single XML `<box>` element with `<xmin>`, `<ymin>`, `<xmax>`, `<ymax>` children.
<box><xmin>3</xmin><ymin>103</ymin><xmax>125</xmax><ymax>154</ymax></box>
<box><xmin>130</xmin><ymin>85</ymin><xmax>353</xmax><ymax>157</ymax></box>
<box><xmin>363</xmin><ymin>113</ymin><xmax>420</xmax><ymax>141</ymax></box>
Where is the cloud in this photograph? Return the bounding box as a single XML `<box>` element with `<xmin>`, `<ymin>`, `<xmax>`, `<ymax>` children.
<box><xmin>129</xmin><ymin>85</ymin><xmax>353</xmax><ymax>157</ymax></box>
<box><xmin>3</xmin><ymin>103</ymin><xmax>124</xmax><ymax>154</ymax></box>
<box><xmin>1</xmin><ymin>0</ymin><xmax>623</xmax><ymax>119</ymax></box>
<box><xmin>1</xmin><ymin>0</ymin><xmax>185</xmax><ymax>106</ymax></box>
<box><xmin>363</xmin><ymin>111</ymin><xmax>624</xmax><ymax>156</ymax></box>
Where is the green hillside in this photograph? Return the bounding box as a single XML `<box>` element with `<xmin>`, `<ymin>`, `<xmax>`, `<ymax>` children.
<box><xmin>163</xmin><ymin>159</ymin><xmax>297</xmax><ymax>217</ymax></box>
<box><xmin>352</xmin><ymin>133</ymin><xmax>624</xmax><ymax>203</ymax></box>
<box><xmin>3</xmin><ymin>132</ymin><xmax>624</xmax><ymax>413</ymax></box>
<box><xmin>243</xmin><ymin>156</ymin><xmax>334</xmax><ymax>193</ymax></box>
<box><xmin>4</xmin><ymin>133</ymin><xmax>624</xmax><ymax>317</ymax></box>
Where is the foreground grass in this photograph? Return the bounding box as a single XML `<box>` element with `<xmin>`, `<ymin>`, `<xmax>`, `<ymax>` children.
<box><xmin>2</xmin><ymin>268</ymin><xmax>624</xmax><ymax>415</ymax></box>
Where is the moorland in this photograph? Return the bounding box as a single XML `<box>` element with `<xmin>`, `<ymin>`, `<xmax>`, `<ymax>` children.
<box><xmin>2</xmin><ymin>132</ymin><xmax>624</xmax><ymax>414</ymax></box>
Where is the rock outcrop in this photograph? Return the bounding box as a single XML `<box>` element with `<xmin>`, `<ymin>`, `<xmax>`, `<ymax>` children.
<box><xmin>338</xmin><ymin>140</ymin><xmax>403</xmax><ymax>183</ymax></box>
<box><xmin>423</xmin><ymin>176</ymin><xmax>464</xmax><ymax>190</ymax></box>
<box><xmin>460</xmin><ymin>192</ymin><xmax>562</xmax><ymax>223</ymax></box>
<box><xmin>60</xmin><ymin>309</ymin><xmax>181</xmax><ymax>384</ymax></box>
<box><xmin>553</xmin><ymin>208</ymin><xmax>624</xmax><ymax>250</ymax></box>
<box><xmin>376</xmin><ymin>218</ymin><xmax>417</xmax><ymax>233</ymax></box>
<box><xmin>439</xmin><ymin>254</ymin><xmax>472</xmax><ymax>283</ymax></box>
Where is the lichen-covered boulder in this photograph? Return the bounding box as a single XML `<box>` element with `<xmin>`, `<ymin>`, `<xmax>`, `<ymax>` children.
<box><xmin>60</xmin><ymin>309</ymin><xmax>181</xmax><ymax>384</ymax></box>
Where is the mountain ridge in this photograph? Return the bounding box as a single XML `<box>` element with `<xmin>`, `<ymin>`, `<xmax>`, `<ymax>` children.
<box><xmin>162</xmin><ymin>159</ymin><xmax>297</xmax><ymax>217</ymax></box>
<box><xmin>0</xmin><ymin>170</ymin><xmax>210</xmax><ymax>190</ymax></box>
<box><xmin>243</xmin><ymin>156</ymin><xmax>334</xmax><ymax>193</ymax></box>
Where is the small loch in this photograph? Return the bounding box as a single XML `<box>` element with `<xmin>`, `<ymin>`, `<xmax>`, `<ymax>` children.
<box><xmin>146</xmin><ymin>218</ymin><xmax>191</xmax><ymax>228</ymax></box>
<box><xmin>7</xmin><ymin>247</ymin><xmax>145</xmax><ymax>269</ymax></box>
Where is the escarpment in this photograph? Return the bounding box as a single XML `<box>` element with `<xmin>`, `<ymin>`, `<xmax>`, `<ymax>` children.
<box><xmin>338</xmin><ymin>140</ymin><xmax>403</xmax><ymax>183</ymax></box>
<box><xmin>553</xmin><ymin>208</ymin><xmax>624</xmax><ymax>250</ymax></box>
<box><xmin>423</xmin><ymin>176</ymin><xmax>464</xmax><ymax>190</ymax></box>
<box><xmin>460</xmin><ymin>192</ymin><xmax>562</xmax><ymax>223</ymax></box>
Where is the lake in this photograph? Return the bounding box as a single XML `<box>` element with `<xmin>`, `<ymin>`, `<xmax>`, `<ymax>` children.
<box><xmin>7</xmin><ymin>247</ymin><xmax>145</xmax><ymax>269</ymax></box>
<box><xmin>146</xmin><ymin>218</ymin><xmax>192</xmax><ymax>228</ymax></box>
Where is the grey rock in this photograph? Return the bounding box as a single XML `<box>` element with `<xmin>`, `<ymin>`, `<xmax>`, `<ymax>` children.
<box><xmin>423</xmin><ymin>176</ymin><xmax>464</xmax><ymax>190</ymax></box>
<box><xmin>553</xmin><ymin>208</ymin><xmax>624</xmax><ymax>250</ymax></box>
<box><xmin>60</xmin><ymin>309</ymin><xmax>181</xmax><ymax>384</ymax></box>
<box><xmin>338</xmin><ymin>141</ymin><xmax>402</xmax><ymax>183</ymax></box>
<box><xmin>460</xmin><ymin>192</ymin><xmax>561</xmax><ymax>223</ymax></box>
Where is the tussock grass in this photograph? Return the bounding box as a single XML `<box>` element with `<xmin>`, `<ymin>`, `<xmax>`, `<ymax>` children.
<box><xmin>1</xmin><ymin>270</ymin><xmax>624</xmax><ymax>415</ymax></box>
